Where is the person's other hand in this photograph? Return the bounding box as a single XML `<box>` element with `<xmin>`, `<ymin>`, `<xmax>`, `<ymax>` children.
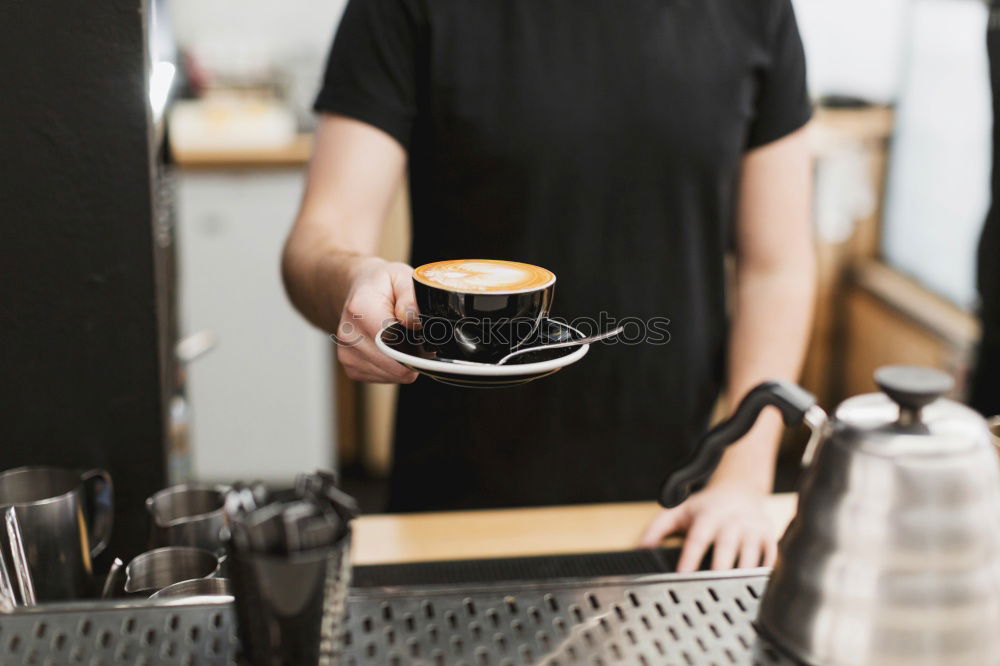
<box><xmin>637</xmin><ymin>484</ymin><xmax>777</xmax><ymax>573</ymax></box>
<box><xmin>336</xmin><ymin>258</ymin><xmax>419</xmax><ymax>384</ymax></box>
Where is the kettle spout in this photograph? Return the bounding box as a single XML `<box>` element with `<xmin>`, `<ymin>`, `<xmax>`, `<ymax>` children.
<box><xmin>800</xmin><ymin>405</ymin><xmax>830</xmax><ymax>467</ymax></box>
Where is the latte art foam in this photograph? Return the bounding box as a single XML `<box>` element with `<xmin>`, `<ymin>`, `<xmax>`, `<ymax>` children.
<box><xmin>414</xmin><ymin>259</ymin><xmax>555</xmax><ymax>293</ymax></box>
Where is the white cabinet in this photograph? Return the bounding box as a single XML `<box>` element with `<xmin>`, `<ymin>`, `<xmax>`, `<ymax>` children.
<box><xmin>881</xmin><ymin>0</ymin><xmax>991</xmax><ymax>308</ymax></box>
<box><xmin>176</xmin><ymin>169</ymin><xmax>333</xmax><ymax>483</ymax></box>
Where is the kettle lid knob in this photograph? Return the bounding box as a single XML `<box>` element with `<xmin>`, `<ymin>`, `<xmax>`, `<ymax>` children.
<box><xmin>874</xmin><ymin>366</ymin><xmax>954</xmax><ymax>415</ymax></box>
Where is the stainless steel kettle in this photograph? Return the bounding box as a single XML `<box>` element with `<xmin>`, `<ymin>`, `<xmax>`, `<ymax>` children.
<box><xmin>659</xmin><ymin>366</ymin><xmax>1000</xmax><ymax>666</ymax></box>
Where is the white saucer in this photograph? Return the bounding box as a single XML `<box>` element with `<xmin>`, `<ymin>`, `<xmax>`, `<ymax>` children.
<box><xmin>375</xmin><ymin>319</ymin><xmax>590</xmax><ymax>388</ymax></box>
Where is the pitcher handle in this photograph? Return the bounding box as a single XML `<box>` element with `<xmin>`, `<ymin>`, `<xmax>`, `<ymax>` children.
<box><xmin>81</xmin><ymin>468</ymin><xmax>114</xmax><ymax>558</ymax></box>
<box><xmin>658</xmin><ymin>381</ymin><xmax>818</xmax><ymax>508</ymax></box>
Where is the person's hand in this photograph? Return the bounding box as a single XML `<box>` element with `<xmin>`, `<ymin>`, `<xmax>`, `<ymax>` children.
<box><xmin>637</xmin><ymin>484</ymin><xmax>777</xmax><ymax>573</ymax></box>
<box><xmin>335</xmin><ymin>258</ymin><xmax>419</xmax><ymax>384</ymax></box>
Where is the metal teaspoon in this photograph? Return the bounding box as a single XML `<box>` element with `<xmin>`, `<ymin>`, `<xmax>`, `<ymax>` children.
<box><xmin>435</xmin><ymin>326</ymin><xmax>625</xmax><ymax>367</ymax></box>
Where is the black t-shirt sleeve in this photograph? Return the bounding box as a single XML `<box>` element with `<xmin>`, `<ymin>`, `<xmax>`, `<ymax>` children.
<box><xmin>746</xmin><ymin>0</ymin><xmax>813</xmax><ymax>149</ymax></box>
<box><xmin>313</xmin><ymin>0</ymin><xmax>423</xmax><ymax>148</ymax></box>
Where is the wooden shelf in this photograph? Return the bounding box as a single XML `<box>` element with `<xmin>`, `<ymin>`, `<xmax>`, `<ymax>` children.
<box><xmin>810</xmin><ymin>105</ymin><xmax>895</xmax><ymax>156</ymax></box>
<box><xmin>839</xmin><ymin>259</ymin><xmax>979</xmax><ymax>398</ymax></box>
<box><xmin>852</xmin><ymin>260</ymin><xmax>979</xmax><ymax>348</ymax></box>
<box><xmin>172</xmin><ymin>133</ymin><xmax>313</xmax><ymax>170</ymax></box>
<box><xmin>170</xmin><ymin>106</ymin><xmax>893</xmax><ymax>171</ymax></box>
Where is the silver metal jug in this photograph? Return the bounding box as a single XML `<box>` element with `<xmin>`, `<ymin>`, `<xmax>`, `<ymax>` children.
<box><xmin>123</xmin><ymin>546</ymin><xmax>221</xmax><ymax>596</ymax></box>
<box><xmin>659</xmin><ymin>366</ymin><xmax>1000</xmax><ymax>666</ymax></box>
<box><xmin>146</xmin><ymin>483</ymin><xmax>228</xmax><ymax>552</ymax></box>
<box><xmin>0</xmin><ymin>466</ymin><xmax>113</xmax><ymax>602</ymax></box>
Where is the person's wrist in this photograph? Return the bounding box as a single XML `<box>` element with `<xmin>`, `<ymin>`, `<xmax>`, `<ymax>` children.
<box><xmin>704</xmin><ymin>464</ymin><xmax>772</xmax><ymax>497</ymax></box>
<box><xmin>314</xmin><ymin>251</ymin><xmax>383</xmax><ymax>330</ymax></box>
<box><xmin>704</xmin><ymin>411</ymin><xmax>781</xmax><ymax>497</ymax></box>
<box><xmin>343</xmin><ymin>254</ymin><xmax>387</xmax><ymax>285</ymax></box>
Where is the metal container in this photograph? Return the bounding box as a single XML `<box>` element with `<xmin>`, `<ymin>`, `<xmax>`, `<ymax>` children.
<box><xmin>4</xmin><ymin>508</ymin><xmax>35</xmax><ymax>606</ymax></box>
<box><xmin>228</xmin><ymin>535</ymin><xmax>351</xmax><ymax>666</ymax></box>
<box><xmin>124</xmin><ymin>546</ymin><xmax>221</xmax><ymax>596</ymax></box>
<box><xmin>0</xmin><ymin>569</ymin><xmax>788</xmax><ymax>665</ymax></box>
<box><xmin>150</xmin><ymin>576</ymin><xmax>232</xmax><ymax>600</ymax></box>
<box><xmin>146</xmin><ymin>483</ymin><xmax>228</xmax><ymax>552</ymax></box>
<box><xmin>660</xmin><ymin>366</ymin><xmax>1000</xmax><ymax>666</ymax></box>
<box><xmin>0</xmin><ymin>466</ymin><xmax>113</xmax><ymax>601</ymax></box>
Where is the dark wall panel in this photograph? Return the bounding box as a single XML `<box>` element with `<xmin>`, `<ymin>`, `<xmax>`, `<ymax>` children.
<box><xmin>0</xmin><ymin>0</ymin><xmax>167</xmax><ymax>561</ymax></box>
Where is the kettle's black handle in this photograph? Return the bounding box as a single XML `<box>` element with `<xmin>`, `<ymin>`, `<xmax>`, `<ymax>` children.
<box><xmin>658</xmin><ymin>381</ymin><xmax>817</xmax><ymax>508</ymax></box>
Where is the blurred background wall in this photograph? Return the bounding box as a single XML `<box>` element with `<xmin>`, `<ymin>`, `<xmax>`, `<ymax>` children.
<box><xmin>162</xmin><ymin>0</ymin><xmax>994</xmax><ymax>505</ymax></box>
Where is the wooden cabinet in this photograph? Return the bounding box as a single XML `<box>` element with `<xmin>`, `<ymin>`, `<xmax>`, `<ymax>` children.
<box><xmin>799</xmin><ymin>107</ymin><xmax>980</xmax><ymax>406</ymax></box>
<box><xmin>799</xmin><ymin>106</ymin><xmax>894</xmax><ymax>407</ymax></box>
<box><xmin>840</xmin><ymin>261</ymin><xmax>978</xmax><ymax>399</ymax></box>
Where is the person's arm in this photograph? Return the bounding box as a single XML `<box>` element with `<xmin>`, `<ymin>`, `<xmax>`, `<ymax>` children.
<box><xmin>282</xmin><ymin>114</ymin><xmax>418</xmax><ymax>383</ymax></box>
<box><xmin>639</xmin><ymin>126</ymin><xmax>815</xmax><ymax>571</ymax></box>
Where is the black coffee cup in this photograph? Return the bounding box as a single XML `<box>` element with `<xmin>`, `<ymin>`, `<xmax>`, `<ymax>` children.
<box><xmin>412</xmin><ymin>259</ymin><xmax>556</xmax><ymax>363</ymax></box>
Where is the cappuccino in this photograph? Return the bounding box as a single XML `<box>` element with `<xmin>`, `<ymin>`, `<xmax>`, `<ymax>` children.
<box><xmin>413</xmin><ymin>259</ymin><xmax>555</xmax><ymax>293</ymax></box>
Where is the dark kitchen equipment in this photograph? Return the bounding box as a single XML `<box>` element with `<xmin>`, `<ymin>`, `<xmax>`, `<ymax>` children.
<box><xmin>2</xmin><ymin>0</ymin><xmax>180</xmax><ymax>562</ymax></box>
<box><xmin>660</xmin><ymin>366</ymin><xmax>1000</xmax><ymax>666</ymax></box>
<box><xmin>224</xmin><ymin>472</ymin><xmax>357</xmax><ymax>666</ymax></box>
<box><xmin>229</xmin><ymin>537</ymin><xmax>351</xmax><ymax>665</ymax></box>
<box><xmin>352</xmin><ymin>546</ymin><xmax>699</xmax><ymax>588</ymax></box>
<box><xmin>0</xmin><ymin>466</ymin><xmax>113</xmax><ymax>601</ymax></box>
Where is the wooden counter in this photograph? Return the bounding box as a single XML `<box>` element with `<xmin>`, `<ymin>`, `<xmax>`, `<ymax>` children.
<box><xmin>351</xmin><ymin>493</ymin><xmax>798</xmax><ymax>565</ymax></box>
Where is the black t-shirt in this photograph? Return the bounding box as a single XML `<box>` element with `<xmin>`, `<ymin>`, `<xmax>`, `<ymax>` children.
<box><xmin>315</xmin><ymin>0</ymin><xmax>811</xmax><ymax>512</ymax></box>
<box><xmin>972</xmin><ymin>6</ymin><xmax>1000</xmax><ymax>415</ymax></box>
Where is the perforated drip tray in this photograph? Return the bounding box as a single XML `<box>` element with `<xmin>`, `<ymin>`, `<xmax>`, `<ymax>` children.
<box><xmin>0</xmin><ymin>601</ymin><xmax>236</xmax><ymax>665</ymax></box>
<box><xmin>342</xmin><ymin>571</ymin><xmax>793</xmax><ymax>666</ymax></box>
<box><xmin>352</xmin><ymin>548</ymin><xmax>688</xmax><ymax>588</ymax></box>
<box><xmin>0</xmin><ymin>562</ymin><xmax>793</xmax><ymax>665</ymax></box>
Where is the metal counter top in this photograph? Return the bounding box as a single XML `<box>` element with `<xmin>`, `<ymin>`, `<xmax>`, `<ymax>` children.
<box><xmin>0</xmin><ymin>569</ymin><xmax>794</xmax><ymax>665</ymax></box>
<box><xmin>342</xmin><ymin>569</ymin><xmax>792</xmax><ymax>666</ymax></box>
